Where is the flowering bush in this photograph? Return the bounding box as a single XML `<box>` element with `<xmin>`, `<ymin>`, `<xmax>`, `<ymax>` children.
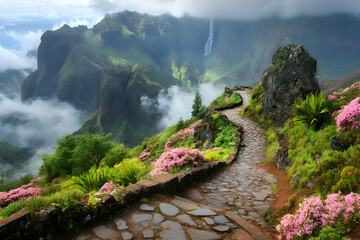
<box><xmin>0</xmin><ymin>177</ymin><xmax>42</xmax><ymax>207</ymax></box>
<box><xmin>276</xmin><ymin>192</ymin><xmax>360</xmax><ymax>239</ymax></box>
<box><xmin>165</xmin><ymin>120</ymin><xmax>202</xmax><ymax>150</ymax></box>
<box><xmin>149</xmin><ymin>148</ymin><xmax>206</xmax><ymax>176</ymax></box>
<box><xmin>99</xmin><ymin>182</ymin><xmax>120</xmax><ymax>193</ymax></box>
<box><xmin>328</xmin><ymin>82</ymin><xmax>360</xmax><ymax>102</ymax></box>
<box><xmin>139</xmin><ymin>152</ymin><xmax>151</xmax><ymax>160</ymax></box>
<box><xmin>334</xmin><ymin>97</ymin><xmax>360</xmax><ymax>131</ymax></box>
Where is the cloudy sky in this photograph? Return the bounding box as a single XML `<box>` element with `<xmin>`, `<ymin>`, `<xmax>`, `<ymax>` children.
<box><xmin>0</xmin><ymin>0</ymin><xmax>360</xmax><ymax>71</ymax></box>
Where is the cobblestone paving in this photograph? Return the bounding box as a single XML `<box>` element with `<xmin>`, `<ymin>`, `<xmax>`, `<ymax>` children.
<box><xmin>183</xmin><ymin>91</ymin><xmax>277</xmax><ymax>223</ymax></box>
<box><xmin>74</xmin><ymin>91</ymin><xmax>277</xmax><ymax>240</ymax></box>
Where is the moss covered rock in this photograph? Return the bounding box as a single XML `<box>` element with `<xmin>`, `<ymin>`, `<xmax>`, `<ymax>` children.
<box><xmin>262</xmin><ymin>44</ymin><xmax>320</xmax><ymax>126</ymax></box>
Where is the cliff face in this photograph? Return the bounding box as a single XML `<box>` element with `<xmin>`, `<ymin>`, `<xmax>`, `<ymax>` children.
<box><xmin>21</xmin><ymin>11</ymin><xmax>360</xmax><ymax>144</ymax></box>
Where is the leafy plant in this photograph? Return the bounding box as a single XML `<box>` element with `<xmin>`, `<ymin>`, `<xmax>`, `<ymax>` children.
<box><xmin>102</xmin><ymin>144</ymin><xmax>129</xmax><ymax>167</ymax></box>
<box><xmin>114</xmin><ymin>158</ymin><xmax>149</xmax><ymax>186</ymax></box>
<box><xmin>214</xmin><ymin>124</ymin><xmax>239</xmax><ymax>149</ymax></box>
<box><xmin>71</xmin><ymin>167</ymin><xmax>115</xmax><ymax>192</ymax></box>
<box><xmin>293</xmin><ymin>92</ymin><xmax>331</xmax><ymax>131</ymax></box>
<box><xmin>40</xmin><ymin>134</ymin><xmax>114</xmax><ymax>181</ymax></box>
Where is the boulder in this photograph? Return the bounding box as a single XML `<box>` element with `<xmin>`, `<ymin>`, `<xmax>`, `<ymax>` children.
<box><xmin>331</xmin><ymin>135</ymin><xmax>350</xmax><ymax>152</ymax></box>
<box><xmin>274</xmin><ymin>147</ymin><xmax>291</xmax><ymax>171</ymax></box>
<box><xmin>262</xmin><ymin>44</ymin><xmax>320</xmax><ymax>126</ymax></box>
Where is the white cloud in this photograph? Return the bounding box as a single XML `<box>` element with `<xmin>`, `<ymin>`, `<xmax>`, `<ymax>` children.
<box><xmin>0</xmin><ymin>30</ymin><xmax>42</xmax><ymax>71</ymax></box>
<box><xmin>0</xmin><ymin>45</ymin><xmax>36</xmax><ymax>71</ymax></box>
<box><xmin>89</xmin><ymin>0</ymin><xmax>360</xmax><ymax>20</ymax></box>
<box><xmin>141</xmin><ymin>84</ymin><xmax>225</xmax><ymax>130</ymax></box>
<box><xmin>52</xmin><ymin>17</ymin><xmax>103</xmax><ymax>30</ymax></box>
<box><xmin>7</xmin><ymin>30</ymin><xmax>42</xmax><ymax>55</ymax></box>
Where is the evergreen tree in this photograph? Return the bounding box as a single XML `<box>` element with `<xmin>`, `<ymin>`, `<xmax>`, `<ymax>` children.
<box><xmin>191</xmin><ymin>90</ymin><xmax>206</xmax><ymax>119</ymax></box>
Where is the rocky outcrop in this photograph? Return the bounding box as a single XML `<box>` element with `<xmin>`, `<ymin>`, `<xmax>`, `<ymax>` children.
<box><xmin>331</xmin><ymin>135</ymin><xmax>350</xmax><ymax>152</ymax></box>
<box><xmin>262</xmin><ymin>44</ymin><xmax>320</xmax><ymax>126</ymax></box>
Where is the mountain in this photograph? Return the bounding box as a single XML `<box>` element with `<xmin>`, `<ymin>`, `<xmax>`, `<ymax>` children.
<box><xmin>320</xmin><ymin>68</ymin><xmax>360</xmax><ymax>94</ymax></box>
<box><xmin>0</xmin><ymin>69</ymin><xmax>30</xmax><ymax>98</ymax></box>
<box><xmin>21</xmin><ymin>11</ymin><xmax>360</xmax><ymax>145</ymax></box>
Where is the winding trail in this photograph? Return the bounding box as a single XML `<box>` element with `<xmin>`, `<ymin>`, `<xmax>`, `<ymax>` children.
<box><xmin>74</xmin><ymin>90</ymin><xmax>278</xmax><ymax>240</ymax></box>
<box><xmin>183</xmin><ymin>91</ymin><xmax>277</xmax><ymax>220</ymax></box>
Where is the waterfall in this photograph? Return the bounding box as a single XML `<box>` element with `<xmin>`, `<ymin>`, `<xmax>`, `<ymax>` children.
<box><xmin>204</xmin><ymin>19</ymin><xmax>214</xmax><ymax>57</ymax></box>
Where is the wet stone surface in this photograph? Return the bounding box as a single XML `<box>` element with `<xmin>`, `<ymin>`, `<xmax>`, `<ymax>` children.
<box><xmin>182</xmin><ymin>91</ymin><xmax>278</xmax><ymax>224</ymax></box>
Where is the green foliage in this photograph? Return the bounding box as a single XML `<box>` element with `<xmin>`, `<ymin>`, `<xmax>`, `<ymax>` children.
<box><xmin>71</xmin><ymin>167</ymin><xmax>115</xmax><ymax>192</ymax></box>
<box><xmin>176</xmin><ymin>118</ymin><xmax>185</xmax><ymax>131</ymax></box>
<box><xmin>203</xmin><ymin>148</ymin><xmax>232</xmax><ymax>162</ymax></box>
<box><xmin>72</xmin><ymin>134</ymin><xmax>114</xmax><ymax>171</ymax></box>
<box><xmin>293</xmin><ymin>92</ymin><xmax>331</xmax><ymax>131</ymax></box>
<box><xmin>102</xmin><ymin>144</ymin><xmax>129</xmax><ymax>167</ymax></box>
<box><xmin>40</xmin><ymin>134</ymin><xmax>114</xmax><ymax>181</ymax></box>
<box><xmin>312</xmin><ymin>223</ymin><xmax>350</xmax><ymax>240</ymax></box>
<box><xmin>332</xmin><ymin>166</ymin><xmax>360</xmax><ymax>193</ymax></box>
<box><xmin>0</xmin><ymin>142</ymin><xmax>33</xmax><ymax>166</ymax></box>
<box><xmin>114</xmin><ymin>158</ymin><xmax>150</xmax><ymax>186</ymax></box>
<box><xmin>0</xmin><ymin>174</ymin><xmax>35</xmax><ymax>192</ymax></box>
<box><xmin>0</xmin><ymin>188</ymin><xmax>84</xmax><ymax>219</ymax></box>
<box><xmin>214</xmin><ymin>124</ymin><xmax>239</xmax><ymax>149</ymax></box>
<box><xmin>209</xmin><ymin>91</ymin><xmax>242</xmax><ymax>109</ymax></box>
<box><xmin>241</xmin><ymin>82</ymin><xmax>272</xmax><ymax>128</ymax></box>
<box><xmin>191</xmin><ymin>90</ymin><xmax>206</xmax><ymax>119</ymax></box>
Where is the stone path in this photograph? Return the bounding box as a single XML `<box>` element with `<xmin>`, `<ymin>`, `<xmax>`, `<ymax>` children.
<box><xmin>182</xmin><ymin>91</ymin><xmax>278</xmax><ymax>223</ymax></box>
<box><xmin>73</xmin><ymin>90</ymin><xmax>278</xmax><ymax>240</ymax></box>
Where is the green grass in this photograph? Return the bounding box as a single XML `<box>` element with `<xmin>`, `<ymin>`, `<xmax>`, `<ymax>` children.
<box><xmin>209</xmin><ymin>91</ymin><xmax>243</xmax><ymax>109</ymax></box>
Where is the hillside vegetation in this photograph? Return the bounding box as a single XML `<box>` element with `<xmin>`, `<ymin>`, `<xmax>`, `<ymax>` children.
<box><xmin>242</xmin><ymin>81</ymin><xmax>360</xmax><ymax>239</ymax></box>
<box><xmin>21</xmin><ymin>11</ymin><xmax>360</xmax><ymax>145</ymax></box>
<box><xmin>0</xmin><ymin>89</ymin><xmax>242</xmax><ymax>231</ymax></box>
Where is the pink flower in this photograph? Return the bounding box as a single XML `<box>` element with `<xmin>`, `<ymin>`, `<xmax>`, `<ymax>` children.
<box><xmin>225</xmin><ymin>98</ymin><xmax>230</xmax><ymax>102</ymax></box>
<box><xmin>334</xmin><ymin>97</ymin><xmax>360</xmax><ymax>131</ymax></box>
<box><xmin>276</xmin><ymin>192</ymin><xmax>360</xmax><ymax>239</ymax></box>
<box><xmin>99</xmin><ymin>182</ymin><xmax>120</xmax><ymax>193</ymax></box>
<box><xmin>149</xmin><ymin>148</ymin><xmax>206</xmax><ymax>176</ymax></box>
<box><xmin>139</xmin><ymin>152</ymin><xmax>151</xmax><ymax>160</ymax></box>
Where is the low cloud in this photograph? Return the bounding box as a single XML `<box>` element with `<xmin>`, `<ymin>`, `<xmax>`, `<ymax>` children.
<box><xmin>90</xmin><ymin>0</ymin><xmax>360</xmax><ymax>20</ymax></box>
<box><xmin>141</xmin><ymin>84</ymin><xmax>225</xmax><ymax>130</ymax></box>
<box><xmin>0</xmin><ymin>30</ymin><xmax>42</xmax><ymax>71</ymax></box>
<box><xmin>0</xmin><ymin>94</ymin><xmax>86</xmax><ymax>177</ymax></box>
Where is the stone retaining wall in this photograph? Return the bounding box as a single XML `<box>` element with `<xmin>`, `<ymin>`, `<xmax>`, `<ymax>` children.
<box><xmin>0</xmin><ymin>102</ymin><xmax>244</xmax><ymax>240</ymax></box>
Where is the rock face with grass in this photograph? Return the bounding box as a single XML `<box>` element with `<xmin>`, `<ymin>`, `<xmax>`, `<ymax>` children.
<box><xmin>261</xmin><ymin>44</ymin><xmax>320</xmax><ymax>126</ymax></box>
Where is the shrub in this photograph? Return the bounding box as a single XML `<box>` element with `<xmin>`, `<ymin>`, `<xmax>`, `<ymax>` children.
<box><xmin>334</xmin><ymin>97</ymin><xmax>360</xmax><ymax>132</ymax></box>
<box><xmin>203</xmin><ymin>148</ymin><xmax>230</xmax><ymax>161</ymax></box>
<box><xmin>150</xmin><ymin>148</ymin><xmax>206</xmax><ymax>176</ymax></box>
<box><xmin>71</xmin><ymin>167</ymin><xmax>115</xmax><ymax>192</ymax></box>
<box><xmin>102</xmin><ymin>144</ymin><xmax>129</xmax><ymax>167</ymax></box>
<box><xmin>40</xmin><ymin>134</ymin><xmax>114</xmax><ymax>181</ymax></box>
<box><xmin>214</xmin><ymin>124</ymin><xmax>239</xmax><ymax>149</ymax></box>
<box><xmin>114</xmin><ymin>158</ymin><xmax>149</xmax><ymax>186</ymax></box>
<box><xmin>99</xmin><ymin>182</ymin><xmax>120</xmax><ymax>193</ymax></box>
<box><xmin>0</xmin><ymin>177</ymin><xmax>42</xmax><ymax>208</ymax></box>
<box><xmin>276</xmin><ymin>192</ymin><xmax>360</xmax><ymax>239</ymax></box>
<box><xmin>293</xmin><ymin>92</ymin><xmax>331</xmax><ymax>131</ymax></box>
<box><xmin>0</xmin><ymin>188</ymin><xmax>84</xmax><ymax>219</ymax></box>
<box><xmin>209</xmin><ymin>91</ymin><xmax>242</xmax><ymax>109</ymax></box>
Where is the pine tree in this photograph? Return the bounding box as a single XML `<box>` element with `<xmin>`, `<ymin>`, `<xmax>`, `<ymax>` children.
<box><xmin>191</xmin><ymin>90</ymin><xmax>206</xmax><ymax>119</ymax></box>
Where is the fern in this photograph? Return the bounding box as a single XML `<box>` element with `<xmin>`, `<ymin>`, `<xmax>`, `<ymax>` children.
<box><xmin>293</xmin><ymin>92</ymin><xmax>331</xmax><ymax>131</ymax></box>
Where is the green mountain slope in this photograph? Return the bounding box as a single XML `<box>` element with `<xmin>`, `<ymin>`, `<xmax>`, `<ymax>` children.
<box><xmin>21</xmin><ymin>11</ymin><xmax>360</xmax><ymax>145</ymax></box>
